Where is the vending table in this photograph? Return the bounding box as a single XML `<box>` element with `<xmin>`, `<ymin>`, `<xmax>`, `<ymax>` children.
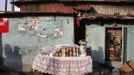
<box><xmin>32</xmin><ymin>54</ymin><xmax>92</xmax><ymax>75</ymax></box>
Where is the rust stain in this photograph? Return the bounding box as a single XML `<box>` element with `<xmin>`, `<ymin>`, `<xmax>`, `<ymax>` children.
<box><xmin>41</xmin><ymin>3</ymin><xmax>74</xmax><ymax>13</ymax></box>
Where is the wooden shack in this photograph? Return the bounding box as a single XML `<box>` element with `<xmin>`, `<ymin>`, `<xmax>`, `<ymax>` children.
<box><xmin>0</xmin><ymin>0</ymin><xmax>134</xmax><ymax>72</ymax></box>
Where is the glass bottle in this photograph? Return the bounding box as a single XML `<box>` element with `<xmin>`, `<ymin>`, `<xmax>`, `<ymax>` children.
<box><xmin>65</xmin><ymin>47</ymin><xmax>68</xmax><ymax>57</ymax></box>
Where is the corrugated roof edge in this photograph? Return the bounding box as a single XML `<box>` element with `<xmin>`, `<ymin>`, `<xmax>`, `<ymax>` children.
<box><xmin>11</xmin><ymin>0</ymin><xmax>134</xmax><ymax>7</ymax></box>
<box><xmin>0</xmin><ymin>12</ymin><xmax>74</xmax><ymax>18</ymax></box>
<box><xmin>0</xmin><ymin>12</ymin><xmax>134</xmax><ymax>21</ymax></box>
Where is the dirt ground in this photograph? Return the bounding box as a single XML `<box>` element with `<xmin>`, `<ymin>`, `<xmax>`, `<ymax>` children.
<box><xmin>2</xmin><ymin>62</ymin><xmax>133</xmax><ymax>75</ymax></box>
<box><xmin>0</xmin><ymin>62</ymin><xmax>113</xmax><ymax>75</ymax></box>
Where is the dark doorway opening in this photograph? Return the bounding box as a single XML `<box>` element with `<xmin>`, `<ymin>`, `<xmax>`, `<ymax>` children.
<box><xmin>74</xmin><ymin>20</ymin><xmax>86</xmax><ymax>45</ymax></box>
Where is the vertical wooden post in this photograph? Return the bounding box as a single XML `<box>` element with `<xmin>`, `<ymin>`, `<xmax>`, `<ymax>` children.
<box><xmin>5</xmin><ymin>0</ymin><xmax>8</xmax><ymax>12</ymax></box>
<box><xmin>123</xmin><ymin>27</ymin><xmax>127</xmax><ymax>64</ymax></box>
<box><xmin>0</xmin><ymin>33</ymin><xmax>2</xmax><ymax>65</ymax></box>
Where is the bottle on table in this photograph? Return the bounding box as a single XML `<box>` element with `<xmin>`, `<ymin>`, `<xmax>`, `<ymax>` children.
<box><xmin>62</xmin><ymin>46</ymin><xmax>66</xmax><ymax>57</ymax></box>
<box><xmin>73</xmin><ymin>47</ymin><xmax>77</xmax><ymax>57</ymax></box>
<box><xmin>65</xmin><ymin>46</ymin><xmax>68</xmax><ymax>57</ymax></box>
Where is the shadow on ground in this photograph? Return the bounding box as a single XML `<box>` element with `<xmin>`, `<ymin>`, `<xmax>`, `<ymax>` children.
<box><xmin>0</xmin><ymin>62</ymin><xmax>113</xmax><ymax>75</ymax></box>
<box><xmin>1</xmin><ymin>61</ymin><xmax>134</xmax><ymax>75</ymax></box>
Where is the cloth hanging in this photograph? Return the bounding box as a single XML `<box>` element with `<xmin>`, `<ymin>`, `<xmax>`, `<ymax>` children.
<box><xmin>76</xmin><ymin>17</ymin><xmax>81</xmax><ymax>27</ymax></box>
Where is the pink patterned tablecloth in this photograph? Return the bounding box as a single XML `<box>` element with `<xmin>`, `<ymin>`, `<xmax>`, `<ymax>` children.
<box><xmin>32</xmin><ymin>54</ymin><xmax>92</xmax><ymax>75</ymax></box>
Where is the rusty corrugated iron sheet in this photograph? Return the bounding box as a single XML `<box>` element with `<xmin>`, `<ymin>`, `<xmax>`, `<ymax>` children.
<box><xmin>65</xmin><ymin>0</ymin><xmax>133</xmax><ymax>1</ymax></box>
<box><xmin>41</xmin><ymin>3</ymin><xmax>74</xmax><ymax>14</ymax></box>
<box><xmin>11</xmin><ymin>0</ymin><xmax>134</xmax><ymax>17</ymax></box>
<box><xmin>12</xmin><ymin>0</ymin><xmax>134</xmax><ymax>7</ymax></box>
<box><xmin>91</xmin><ymin>5</ymin><xmax>134</xmax><ymax>15</ymax></box>
<box><xmin>19</xmin><ymin>3</ymin><xmax>134</xmax><ymax>15</ymax></box>
<box><xmin>40</xmin><ymin>3</ymin><xmax>93</xmax><ymax>14</ymax></box>
<box><xmin>15</xmin><ymin>0</ymin><xmax>134</xmax><ymax>2</ymax></box>
<box><xmin>73</xmin><ymin>5</ymin><xmax>93</xmax><ymax>12</ymax></box>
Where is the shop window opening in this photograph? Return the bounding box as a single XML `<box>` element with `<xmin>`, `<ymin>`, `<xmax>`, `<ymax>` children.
<box><xmin>105</xmin><ymin>28</ymin><xmax>122</xmax><ymax>61</ymax></box>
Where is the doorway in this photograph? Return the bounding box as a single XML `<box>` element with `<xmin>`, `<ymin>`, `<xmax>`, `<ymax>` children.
<box><xmin>105</xmin><ymin>28</ymin><xmax>122</xmax><ymax>61</ymax></box>
<box><xmin>74</xmin><ymin>20</ymin><xmax>85</xmax><ymax>45</ymax></box>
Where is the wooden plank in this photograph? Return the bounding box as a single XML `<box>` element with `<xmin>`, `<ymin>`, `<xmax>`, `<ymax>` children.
<box><xmin>120</xmin><ymin>63</ymin><xmax>133</xmax><ymax>72</ymax></box>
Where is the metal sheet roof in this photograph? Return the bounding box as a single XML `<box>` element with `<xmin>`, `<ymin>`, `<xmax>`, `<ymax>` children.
<box><xmin>63</xmin><ymin>0</ymin><xmax>134</xmax><ymax>1</ymax></box>
<box><xmin>12</xmin><ymin>0</ymin><xmax>134</xmax><ymax>7</ymax></box>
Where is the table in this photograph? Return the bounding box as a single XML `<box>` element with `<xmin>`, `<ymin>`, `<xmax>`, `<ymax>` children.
<box><xmin>32</xmin><ymin>54</ymin><xmax>92</xmax><ymax>75</ymax></box>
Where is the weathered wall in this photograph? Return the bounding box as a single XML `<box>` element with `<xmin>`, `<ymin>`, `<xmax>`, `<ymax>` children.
<box><xmin>2</xmin><ymin>16</ymin><xmax>74</xmax><ymax>72</ymax></box>
<box><xmin>91</xmin><ymin>5</ymin><xmax>134</xmax><ymax>15</ymax></box>
<box><xmin>86</xmin><ymin>25</ymin><xmax>105</xmax><ymax>64</ymax></box>
<box><xmin>127</xmin><ymin>26</ymin><xmax>134</xmax><ymax>61</ymax></box>
<box><xmin>86</xmin><ymin>23</ymin><xmax>134</xmax><ymax>68</ymax></box>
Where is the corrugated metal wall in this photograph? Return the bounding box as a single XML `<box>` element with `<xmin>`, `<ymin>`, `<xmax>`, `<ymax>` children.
<box><xmin>20</xmin><ymin>3</ymin><xmax>134</xmax><ymax>16</ymax></box>
<box><xmin>127</xmin><ymin>26</ymin><xmax>134</xmax><ymax>61</ymax></box>
<box><xmin>86</xmin><ymin>25</ymin><xmax>105</xmax><ymax>64</ymax></box>
<box><xmin>86</xmin><ymin>23</ymin><xmax>134</xmax><ymax>68</ymax></box>
<box><xmin>15</xmin><ymin>0</ymin><xmax>134</xmax><ymax>2</ymax></box>
<box><xmin>41</xmin><ymin>3</ymin><xmax>73</xmax><ymax>13</ymax></box>
<box><xmin>91</xmin><ymin>4</ymin><xmax>134</xmax><ymax>15</ymax></box>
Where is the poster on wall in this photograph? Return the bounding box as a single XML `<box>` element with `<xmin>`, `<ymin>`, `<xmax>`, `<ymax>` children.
<box><xmin>0</xmin><ymin>18</ymin><xmax>8</xmax><ymax>33</ymax></box>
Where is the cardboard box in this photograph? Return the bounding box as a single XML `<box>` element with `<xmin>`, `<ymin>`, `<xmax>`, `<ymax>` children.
<box><xmin>127</xmin><ymin>60</ymin><xmax>134</xmax><ymax>71</ymax></box>
<box><xmin>120</xmin><ymin>63</ymin><xmax>133</xmax><ymax>72</ymax></box>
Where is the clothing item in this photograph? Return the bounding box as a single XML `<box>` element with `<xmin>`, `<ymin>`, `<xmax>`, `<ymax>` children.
<box><xmin>76</xmin><ymin>17</ymin><xmax>81</xmax><ymax>27</ymax></box>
